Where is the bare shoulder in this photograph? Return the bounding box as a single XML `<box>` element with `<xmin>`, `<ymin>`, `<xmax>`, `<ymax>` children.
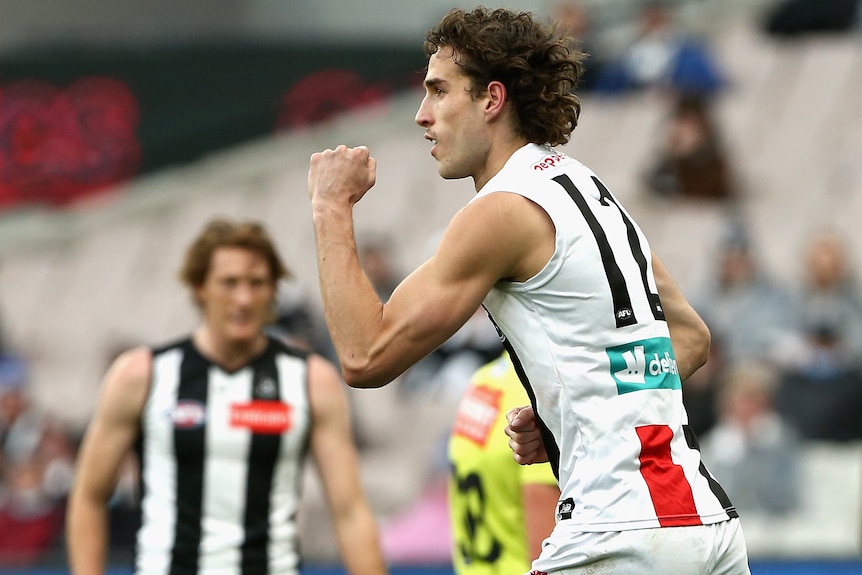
<box><xmin>110</xmin><ymin>346</ymin><xmax>153</xmax><ymax>377</ymax></box>
<box><xmin>98</xmin><ymin>346</ymin><xmax>153</xmax><ymax>420</ymax></box>
<box><xmin>438</xmin><ymin>193</ymin><xmax>536</xmax><ymax>268</ymax></box>
<box><xmin>306</xmin><ymin>353</ymin><xmax>348</xmax><ymax>405</ymax></box>
<box><xmin>106</xmin><ymin>346</ymin><xmax>152</xmax><ymax>388</ymax></box>
<box><xmin>455</xmin><ymin>191</ymin><xmax>554</xmax><ymax>282</ymax></box>
<box><xmin>455</xmin><ymin>190</ymin><xmax>543</xmax><ymax>228</ymax></box>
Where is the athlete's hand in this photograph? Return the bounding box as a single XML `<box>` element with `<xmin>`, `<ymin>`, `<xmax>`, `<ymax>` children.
<box><xmin>308</xmin><ymin>145</ymin><xmax>377</xmax><ymax>209</ymax></box>
<box><xmin>505</xmin><ymin>405</ymin><xmax>549</xmax><ymax>465</ymax></box>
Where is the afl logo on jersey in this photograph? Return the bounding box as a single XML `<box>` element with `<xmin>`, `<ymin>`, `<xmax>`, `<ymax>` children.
<box><xmin>616</xmin><ymin>307</ymin><xmax>633</xmax><ymax>321</ymax></box>
<box><xmin>170</xmin><ymin>401</ymin><xmax>207</xmax><ymax>429</ymax></box>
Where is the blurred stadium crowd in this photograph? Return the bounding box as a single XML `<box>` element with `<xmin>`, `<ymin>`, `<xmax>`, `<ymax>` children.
<box><xmin>1</xmin><ymin>0</ymin><xmax>861</xmax><ymax>570</ymax></box>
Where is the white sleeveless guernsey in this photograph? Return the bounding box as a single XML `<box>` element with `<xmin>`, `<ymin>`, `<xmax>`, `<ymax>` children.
<box><xmin>474</xmin><ymin>144</ymin><xmax>737</xmax><ymax>543</ymax></box>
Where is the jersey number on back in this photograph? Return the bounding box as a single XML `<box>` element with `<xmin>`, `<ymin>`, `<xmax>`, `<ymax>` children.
<box><xmin>552</xmin><ymin>174</ymin><xmax>665</xmax><ymax>327</ymax></box>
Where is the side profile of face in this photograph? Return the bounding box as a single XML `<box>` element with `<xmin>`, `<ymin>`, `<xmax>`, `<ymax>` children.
<box><xmin>196</xmin><ymin>246</ymin><xmax>275</xmax><ymax>346</ymax></box>
<box><xmin>415</xmin><ymin>46</ymin><xmax>492</xmax><ymax>183</ymax></box>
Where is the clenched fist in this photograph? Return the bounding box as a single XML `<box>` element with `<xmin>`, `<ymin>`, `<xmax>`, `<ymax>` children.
<box><xmin>505</xmin><ymin>405</ymin><xmax>550</xmax><ymax>465</ymax></box>
<box><xmin>308</xmin><ymin>145</ymin><xmax>377</xmax><ymax>209</ymax></box>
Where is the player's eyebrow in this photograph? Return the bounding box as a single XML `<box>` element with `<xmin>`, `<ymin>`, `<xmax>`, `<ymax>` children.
<box><xmin>424</xmin><ymin>77</ymin><xmax>448</xmax><ymax>90</ymax></box>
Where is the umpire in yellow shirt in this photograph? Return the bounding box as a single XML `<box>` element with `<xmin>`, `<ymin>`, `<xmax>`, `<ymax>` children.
<box><xmin>448</xmin><ymin>352</ymin><xmax>560</xmax><ymax>575</ymax></box>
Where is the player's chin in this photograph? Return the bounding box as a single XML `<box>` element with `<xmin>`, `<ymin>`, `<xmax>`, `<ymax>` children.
<box><xmin>437</xmin><ymin>162</ymin><xmax>469</xmax><ymax>181</ymax></box>
<box><xmin>438</xmin><ymin>167</ymin><xmax>463</xmax><ymax>180</ymax></box>
<box><xmin>227</xmin><ymin>321</ymin><xmax>264</xmax><ymax>343</ymax></box>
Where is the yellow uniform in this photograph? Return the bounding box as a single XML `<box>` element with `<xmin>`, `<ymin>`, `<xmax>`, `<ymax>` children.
<box><xmin>448</xmin><ymin>353</ymin><xmax>558</xmax><ymax>575</ymax></box>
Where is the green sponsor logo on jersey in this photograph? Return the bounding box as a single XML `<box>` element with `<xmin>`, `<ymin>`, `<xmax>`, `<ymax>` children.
<box><xmin>606</xmin><ymin>337</ymin><xmax>681</xmax><ymax>395</ymax></box>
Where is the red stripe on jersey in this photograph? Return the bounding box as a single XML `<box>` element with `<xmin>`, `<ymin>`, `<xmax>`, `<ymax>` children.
<box><xmin>636</xmin><ymin>424</ymin><xmax>702</xmax><ymax>527</ymax></box>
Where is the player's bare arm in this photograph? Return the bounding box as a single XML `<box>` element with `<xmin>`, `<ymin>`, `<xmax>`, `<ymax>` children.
<box><xmin>307</xmin><ymin>354</ymin><xmax>388</xmax><ymax>575</ymax></box>
<box><xmin>309</xmin><ymin>147</ymin><xmax>553</xmax><ymax>388</ymax></box>
<box><xmin>67</xmin><ymin>347</ymin><xmax>152</xmax><ymax>575</ymax></box>
<box><xmin>523</xmin><ymin>482</ymin><xmax>561</xmax><ymax>560</ymax></box>
<box><xmin>651</xmin><ymin>253</ymin><xmax>711</xmax><ymax>381</ymax></box>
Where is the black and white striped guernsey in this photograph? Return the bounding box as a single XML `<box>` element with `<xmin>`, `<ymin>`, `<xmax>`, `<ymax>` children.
<box><xmin>133</xmin><ymin>336</ymin><xmax>311</xmax><ymax>575</ymax></box>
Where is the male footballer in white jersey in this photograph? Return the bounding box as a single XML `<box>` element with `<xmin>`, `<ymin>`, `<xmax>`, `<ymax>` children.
<box><xmin>66</xmin><ymin>218</ymin><xmax>387</xmax><ymax>575</ymax></box>
<box><xmin>307</xmin><ymin>6</ymin><xmax>750</xmax><ymax>575</ymax></box>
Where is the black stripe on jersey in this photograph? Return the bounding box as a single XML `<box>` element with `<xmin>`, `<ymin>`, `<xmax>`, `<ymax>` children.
<box><xmin>171</xmin><ymin>340</ymin><xmax>210</xmax><ymax>575</ymax></box>
<box><xmin>295</xmin><ymin>342</ymin><xmax>313</xmax><ymax>573</ymax></box>
<box><xmin>240</xmin><ymin>342</ymin><xmax>284</xmax><ymax>575</ymax></box>
<box><xmin>507</xmin><ymin>341</ymin><xmax>561</xmax><ymax>480</ymax></box>
<box><xmin>484</xmin><ymin>309</ymin><xmax>562</xmax><ymax>480</ymax></box>
<box><xmin>683</xmin><ymin>425</ymin><xmax>739</xmax><ymax>519</ymax></box>
<box><xmin>552</xmin><ymin>174</ymin><xmax>638</xmax><ymax>328</ymax></box>
<box><xmin>133</xmin><ymin>432</ymin><xmax>145</xmax><ymax>570</ymax></box>
<box><xmin>590</xmin><ymin>176</ymin><xmax>665</xmax><ymax>321</ymax></box>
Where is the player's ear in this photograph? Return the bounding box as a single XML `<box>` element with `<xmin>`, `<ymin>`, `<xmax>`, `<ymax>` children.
<box><xmin>485</xmin><ymin>80</ymin><xmax>507</xmax><ymax>120</ymax></box>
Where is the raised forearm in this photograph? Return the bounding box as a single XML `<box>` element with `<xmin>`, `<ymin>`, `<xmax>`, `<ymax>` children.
<box><xmin>312</xmin><ymin>202</ymin><xmax>388</xmax><ymax>386</ymax></box>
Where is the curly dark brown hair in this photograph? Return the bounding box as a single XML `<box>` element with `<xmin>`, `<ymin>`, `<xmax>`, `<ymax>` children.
<box><xmin>179</xmin><ymin>217</ymin><xmax>289</xmax><ymax>291</ymax></box>
<box><xmin>424</xmin><ymin>6</ymin><xmax>584</xmax><ymax>146</ymax></box>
